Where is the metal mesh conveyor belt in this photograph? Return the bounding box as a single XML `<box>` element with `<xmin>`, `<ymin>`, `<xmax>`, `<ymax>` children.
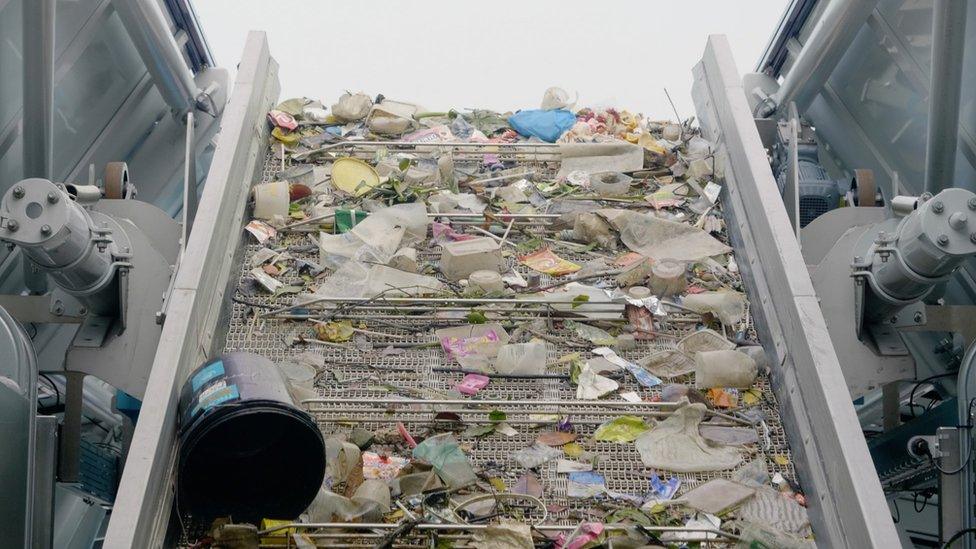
<box><xmin>211</xmin><ymin>149</ymin><xmax>798</xmax><ymax>545</ymax></box>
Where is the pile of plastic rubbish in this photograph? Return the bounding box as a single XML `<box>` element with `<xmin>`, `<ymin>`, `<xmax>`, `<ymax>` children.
<box><xmin>207</xmin><ymin>88</ymin><xmax>813</xmax><ymax>548</ymax></box>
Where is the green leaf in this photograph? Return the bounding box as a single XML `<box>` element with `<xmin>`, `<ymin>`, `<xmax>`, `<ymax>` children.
<box><xmin>606</xmin><ymin>508</ymin><xmax>654</xmax><ymax>527</ymax></box>
<box><xmin>398</xmin><ymin>158</ymin><xmax>411</xmax><ymax>171</ymax></box>
<box><xmin>515</xmin><ymin>237</ymin><xmax>543</xmax><ymax>253</ymax></box>
<box><xmin>571</xmin><ymin>294</ymin><xmax>590</xmax><ymax>308</ymax></box>
<box><xmin>569</xmin><ymin>360</ymin><xmax>583</xmax><ymax>385</ymax></box>
<box><xmin>466</xmin><ymin>311</ymin><xmax>488</xmax><ymax>324</ymax></box>
<box><xmin>488</xmin><ymin>410</ymin><xmax>507</xmax><ymax>422</ymax></box>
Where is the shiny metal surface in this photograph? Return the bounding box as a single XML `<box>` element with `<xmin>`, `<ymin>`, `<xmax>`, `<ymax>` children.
<box><xmin>0</xmin><ymin>305</ymin><xmax>38</xmax><ymax>547</ymax></box>
<box><xmin>112</xmin><ymin>0</ymin><xmax>199</xmax><ymax>114</ymax></box>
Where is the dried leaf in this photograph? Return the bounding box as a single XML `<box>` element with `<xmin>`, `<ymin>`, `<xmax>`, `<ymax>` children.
<box><xmin>536</xmin><ymin>431</ymin><xmax>577</xmax><ymax>447</ymax></box>
<box><xmin>315</xmin><ymin>320</ymin><xmax>354</xmax><ymax>342</ymax></box>
<box><xmin>462</xmin><ymin>424</ymin><xmax>496</xmax><ymax>438</ymax></box>
<box><xmin>512</xmin><ymin>472</ymin><xmax>544</xmax><ymax>498</ymax></box>
<box><xmin>563</xmin><ymin>442</ymin><xmax>584</xmax><ymax>458</ymax></box>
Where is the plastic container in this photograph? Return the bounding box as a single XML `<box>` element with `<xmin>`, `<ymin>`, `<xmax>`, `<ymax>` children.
<box><xmin>177</xmin><ymin>352</ymin><xmax>326</xmax><ymax>522</ymax></box>
<box><xmin>440</xmin><ymin>237</ymin><xmax>504</xmax><ymax>281</ymax></box>
<box><xmin>590</xmin><ymin>172</ymin><xmax>632</xmax><ymax>196</ymax></box>
<box><xmin>694</xmin><ymin>349</ymin><xmax>758</xmax><ymax>389</ymax></box>
<box><xmin>253</xmin><ymin>181</ymin><xmax>289</xmax><ymax>219</ymax></box>
<box><xmin>468</xmin><ymin>270</ymin><xmax>504</xmax><ymax>293</ymax></box>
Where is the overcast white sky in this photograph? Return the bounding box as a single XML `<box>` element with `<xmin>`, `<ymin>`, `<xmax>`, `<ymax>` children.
<box><xmin>194</xmin><ymin>0</ymin><xmax>788</xmax><ymax>120</ymax></box>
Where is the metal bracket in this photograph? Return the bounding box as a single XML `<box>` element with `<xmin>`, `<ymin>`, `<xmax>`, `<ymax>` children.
<box><xmin>881</xmin><ymin>301</ymin><xmax>927</xmax><ymax>328</ymax></box>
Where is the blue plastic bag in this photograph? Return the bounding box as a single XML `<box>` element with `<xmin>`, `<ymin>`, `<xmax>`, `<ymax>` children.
<box><xmin>508</xmin><ymin>109</ymin><xmax>576</xmax><ymax>142</ymax></box>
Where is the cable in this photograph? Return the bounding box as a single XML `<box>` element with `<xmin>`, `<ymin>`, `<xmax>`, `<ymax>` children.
<box><xmin>910</xmin><ymin>372</ymin><xmax>956</xmax><ymax>418</ymax></box>
<box><xmin>914</xmin><ymin>490</ymin><xmax>933</xmax><ymax>513</ymax></box>
<box><xmin>38</xmin><ymin>373</ymin><xmax>60</xmax><ymax>406</ymax></box>
<box><xmin>943</xmin><ymin>527</ymin><xmax>976</xmax><ymax>548</ymax></box>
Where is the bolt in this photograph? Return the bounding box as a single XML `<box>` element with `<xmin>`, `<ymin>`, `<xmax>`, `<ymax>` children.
<box><xmin>890</xmin><ymin>316</ymin><xmax>899</xmax><ymax>324</ymax></box>
<box><xmin>933</xmin><ymin>201</ymin><xmax>945</xmax><ymax>214</ymax></box>
<box><xmin>971</xmin><ymin>233</ymin><xmax>976</xmax><ymax>244</ymax></box>
<box><xmin>46</xmin><ymin>192</ymin><xmax>59</xmax><ymax>204</ymax></box>
<box><xmin>5</xmin><ymin>219</ymin><xmax>19</xmax><ymax>232</ymax></box>
<box><xmin>40</xmin><ymin>224</ymin><xmax>51</xmax><ymax>235</ymax></box>
<box><xmin>938</xmin><ymin>234</ymin><xmax>950</xmax><ymax>246</ymax></box>
<box><xmin>78</xmin><ymin>307</ymin><xmax>87</xmax><ymax>316</ymax></box>
<box><xmin>914</xmin><ymin>311</ymin><xmax>924</xmax><ymax>323</ymax></box>
<box><xmin>52</xmin><ymin>301</ymin><xmax>64</xmax><ymax>316</ymax></box>
<box><xmin>970</xmin><ymin>197</ymin><xmax>976</xmax><ymax>210</ymax></box>
<box><xmin>12</xmin><ymin>186</ymin><xmax>24</xmax><ymax>199</ymax></box>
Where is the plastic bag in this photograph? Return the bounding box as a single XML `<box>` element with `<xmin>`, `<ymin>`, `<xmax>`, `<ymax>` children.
<box><xmin>495</xmin><ymin>342</ymin><xmax>547</xmax><ymax>375</ymax></box>
<box><xmin>634</xmin><ymin>400</ymin><xmax>742</xmax><ymax>472</ymax></box>
<box><xmin>305</xmin><ymin>488</ymin><xmax>383</xmax><ymax>523</ymax></box>
<box><xmin>576</xmin><ymin>362</ymin><xmax>619</xmax><ymax>400</ymax></box>
<box><xmin>331</xmin><ymin>92</ymin><xmax>372</xmax><ymax>122</ymax></box>
<box><xmin>541</xmin><ymin>87</ymin><xmax>578</xmax><ymax>111</ymax></box>
<box><xmin>678</xmin><ymin>478</ymin><xmax>755</xmax><ymax>514</ymax></box>
<box><xmin>367</xmin><ymin>100</ymin><xmax>419</xmax><ymax>135</ymax></box>
<box><xmin>450</xmin><ymin>115</ymin><xmax>476</xmax><ymax>139</ymax></box>
<box><xmin>472</xmin><ymin>523</ymin><xmax>534</xmax><ymax>549</ymax></box>
<box><xmin>312</xmin><ymin>261</ymin><xmax>446</xmax><ymax>300</ymax></box>
<box><xmin>682</xmin><ymin>291</ymin><xmax>747</xmax><ymax>325</ymax></box>
<box><xmin>412</xmin><ymin>433</ymin><xmax>477</xmax><ymax>489</ymax></box>
<box><xmin>508</xmin><ymin>109</ymin><xmax>577</xmax><ymax>143</ymax></box>
<box><xmin>512</xmin><ymin>442</ymin><xmax>562</xmax><ymax>469</ymax></box>
<box><xmin>436</xmin><ymin>324</ymin><xmax>510</xmax><ymax>371</ymax></box>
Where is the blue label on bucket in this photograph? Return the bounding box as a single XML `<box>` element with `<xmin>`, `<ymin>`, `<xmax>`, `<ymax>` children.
<box><xmin>191</xmin><ymin>360</ymin><xmax>225</xmax><ymax>391</ymax></box>
<box><xmin>189</xmin><ymin>382</ymin><xmax>240</xmax><ymax>420</ymax></box>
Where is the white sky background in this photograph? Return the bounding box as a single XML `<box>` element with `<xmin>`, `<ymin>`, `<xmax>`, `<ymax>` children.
<box><xmin>194</xmin><ymin>0</ymin><xmax>788</xmax><ymax>120</ymax></box>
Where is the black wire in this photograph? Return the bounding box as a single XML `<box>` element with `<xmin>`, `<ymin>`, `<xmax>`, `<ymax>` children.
<box><xmin>891</xmin><ymin>497</ymin><xmax>900</xmax><ymax>523</ymax></box>
<box><xmin>910</xmin><ymin>372</ymin><xmax>956</xmax><ymax>418</ymax></box>
<box><xmin>914</xmin><ymin>491</ymin><xmax>932</xmax><ymax>513</ymax></box>
<box><xmin>38</xmin><ymin>373</ymin><xmax>60</xmax><ymax>406</ymax></box>
<box><xmin>944</xmin><ymin>527</ymin><xmax>976</xmax><ymax>548</ymax></box>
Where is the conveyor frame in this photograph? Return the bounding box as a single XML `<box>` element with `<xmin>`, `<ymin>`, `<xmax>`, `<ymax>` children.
<box><xmin>105</xmin><ymin>31</ymin><xmax>899</xmax><ymax>547</ymax></box>
<box><xmin>693</xmin><ymin>35</ymin><xmax>899</xmax><ymax>546</ymax></box>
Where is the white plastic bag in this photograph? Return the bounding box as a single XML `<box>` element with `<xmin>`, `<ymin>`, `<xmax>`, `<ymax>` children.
<box><xmin>634</xmin><ymin>400</ymin><xmax>742</xmax><ymax>472</ymax></box>
<box><xmin>331</xmin><ymin>92</ymin><xmax>372</xmax><ymax>122</ymax></box>
<box><xmin>541</xmin><ymin>87</ymin><xmax>577</xmax><ymax>111</ymax></box>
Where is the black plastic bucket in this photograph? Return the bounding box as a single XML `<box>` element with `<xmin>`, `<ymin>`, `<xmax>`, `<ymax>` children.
<box><xmin>177</xmin><ymin>352</ymin><xmax>325</xmax><ymax>522</ymax></box>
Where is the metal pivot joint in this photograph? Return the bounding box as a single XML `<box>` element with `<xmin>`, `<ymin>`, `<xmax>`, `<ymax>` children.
<box><xmin>0</xmin><ymin>179</ymin><xmax>132</xmax><ymax>318</ymax></box>
<box><xmin>851</xmin><ymin>187</ymin><xmax>976</xmax><ymax>336</ymax></box>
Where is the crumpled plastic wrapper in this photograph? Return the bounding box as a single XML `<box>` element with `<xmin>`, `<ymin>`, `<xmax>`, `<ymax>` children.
<box><xmin>607</xmin><ymin>288</ymin><xmax>666</xmax><ymax>317</ymax></box>
<box><xmin>635</xmin><ymin>400</ymin><xmax>742</xmax><ymax>472</ymax></box>
<box><xmin>638</xmin><ymin>348</ymin><xmax>697</xmax><ymax>377</ymax></box>
<box><xmin>605</xmin><ymin>209</ymin><xmax>731</xmax><ymax>262</ymax></box>
<box><xmin>472</xmin><ymin>522</ymin><xmax>534</xmax><ymax>549</ymax></box>
<box><xmin>682</xmin><ymin>290</ymin><xmax>747</xmax><ymax>325</ymax></box>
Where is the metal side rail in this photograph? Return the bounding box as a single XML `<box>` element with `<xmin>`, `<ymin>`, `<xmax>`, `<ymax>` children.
<box><xmin>691</xmin><ymin>35</ymin><xmax>900</xmax><ymax>547</ymax></box>
<box><xmin>103</xmin><ymin>31</ymin><xmax>280</xmax><ymax>548</ymax></box>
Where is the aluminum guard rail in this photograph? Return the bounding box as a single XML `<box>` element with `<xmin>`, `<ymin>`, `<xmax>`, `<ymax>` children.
<box><xmin>103</xmin><ymin>31</ymin><xmax>280</xmax><ymax>548</ymax></box>
<box><xmin>692</xmin><ymin>35</ymin><xmax>900</xmax><ymax>547</ymax></box>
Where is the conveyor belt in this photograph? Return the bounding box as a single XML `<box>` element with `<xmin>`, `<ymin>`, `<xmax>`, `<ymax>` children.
<box><xmin>193</xmin><ymin>150</ymin><xmax>802</xmax><ymax>544</ymax></box>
